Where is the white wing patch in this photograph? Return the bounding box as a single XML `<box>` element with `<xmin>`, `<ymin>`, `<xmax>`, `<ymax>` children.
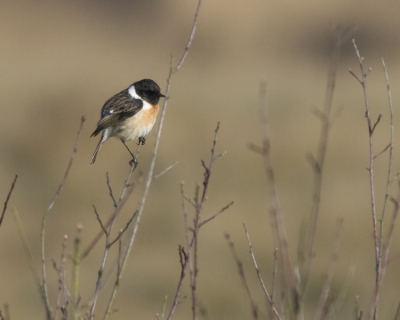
<box><xmin>128</xmin><ymin>85</ymin><xmax>152</xmax><ymax>110</ymax></box>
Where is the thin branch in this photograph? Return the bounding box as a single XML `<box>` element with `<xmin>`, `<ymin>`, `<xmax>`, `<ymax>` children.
<box><xmin>313</xmin><ymin>218</ymin><xmax>344</xmax><ymax>320</ymax></box>
<box><xmin>271</xmin><ymin>248</ymin><xmax>278</xmax><ymax>313</ymax></box>
<box><xmin>108</xmin><ymin>212</ymin><xmax>136</xmax><ymax>248</ymax></box>
<box><xmin>81</xmin><ymin>168</ymin><xmax>140</xmax><ymax>259</ymax></box>
<box><xmin>40</xmin><ymin>115</ymin><xmax>85</xmax><ymax>320</ymax></box>
<box><xmin>351</xmin><ymin>40</ymin><xmax>380</xmax><ymax>319</ymax></box>
<box><xmin>199</xmin><ymin>201</ymin><xmax>234</xmax><ymax>227</ymax></box>
<box><xmin>298</xmin><ymin>27</ymin><xmax>354</xmax><ymax>296</ymax></box>
<box><xmin>243</xmin><ymin>223</ymin><xmax>281</xmax><ymax>320</ymax></box>
<box><xmin>104</xmin><ymin>2</ymin><xmax>204</xmax><ymax>318</ymax></box>
<box><xmin>0</xmin><ymin>174</ymin><xmax>18</xmax><ymax>227</ymax></box>
<box><xmin>366</xmin><ymin>192</ymin><xmax>400</xmax><ymax>320</ymax></box>
<box><xmin>106</xmin><ymin>173</ymin><xmax>118</xmax><ymax>208</ymax></box>
<box><xmin>89</xmin><ymin>166</ymin><xmax>138</xmax><ymax>319</ymax></box>
<box><xmin>93</xmin><ymin>205</ymin><xmax>107</xmax><ymax>236</ymax></box>
<box><xmin>54</xmin><ymin>235</ymin><xmax>68</xmax><ymax>320</ymax></box>
<box><xmin>373</xmin><ymin>143</ymin><xmax>391</xmax><ymax>160</ymax></box>
<box><xmin>225</xmin><ymin>233</ymin><xmax>259</xmax><ymax>320</ymax></box>
<box><xmin>154</xmin><ymin>161</ymin><xmax>179</xmax><ymax>179</ymax></box>
<box><xmin>379</xmin><ymin>57</ymin><xmax>395</xmax><ymax>266</ymax></box>
<box><xmin>258</xmin><ymin>78</ymin><xmax>299</xmax><ymax>312</ymax></box>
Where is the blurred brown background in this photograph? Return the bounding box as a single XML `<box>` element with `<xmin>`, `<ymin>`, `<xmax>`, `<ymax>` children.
<box><xmin>1</xmin><ymin>0</ymin><xmax>400</xmax><ymax>319</ymax></box>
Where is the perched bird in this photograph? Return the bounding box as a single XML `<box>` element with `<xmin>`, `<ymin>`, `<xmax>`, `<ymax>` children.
<box><xmin>90</xmin><ymin>79</ymin><xmax>165</xmax><ymax>167</ymax></box>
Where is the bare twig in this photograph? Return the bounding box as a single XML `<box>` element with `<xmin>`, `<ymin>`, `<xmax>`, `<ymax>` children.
<box><xmin>243</xmin><ymin>223</ymin><xmax>282</xmax><ymax>320</ymax></box>
<box><xmin>154</xmin><ymin>161</ymin><xmax>179</xmax><ymax>179</ymax></box>
<box><xmin>313</xmin><ymin>218</ymin><xmax>344</xmax><ymax>320</ymax></box>
<box><xmin>93</xmin><ymin>206</ymin><xmax>107</xmax><ymax>235</ymax></box>
<box><xmin>108</xmin><ymin>213</ymin><xmax>136</xmax><ymax>247</ymax></box>
<box><xmin>271</xmin><ymin>248</ymin><xmax>278</xmax><ymax>317</ymax></box>
<box><xmin>81</xmin><ymin>168</ymin><xmax>140</xmax><ymax>259</ymax></box>
<box><xmin>0</xmin><ymin>174</ymin><xmax>18</xmax><ymax>227</ymax></box>
<box><xmin>298</xmin><ymin>27</ymin><xmax>354</xmax><ymax>296</ymax></box>
<box><xmin>257</xmin><ymin>78</ymin><xmax>299</xmax><ymax>312</ymax></box>
<box><xmin>89</xmin><ymin>167</ymin><xmax>139</xmax><ymax>319</ymax></box>
<box><xmin>40</xmin><ymin>116</ymin><xmax>85</xmax><ymax>319</ymax></box>
<box><xmin>366</xmin><ymin>192</ymin><xmax>400</xmax><ymax>320</ymax></box>
<box><xmin>106</xmin><ymin>173</ymin><xmax>118</xmax><ymax>208</ymax></box>
<box><xmin>113</xmin><ymin>4</ymin><xmax>204</xmax><ymax>316</ymax></box>
<box><xmin>54</xmin><ymin>235</ymin><xmax>68</xmax><ymax>320</ymax></box>
<box><xmin>71</xmin><ymin>225</ymin><xmax>83</xmax><ymax>316</ymax></box>
<box><xmin>166</xmin><ymin>124</ymin><xmax>230</xmax><ymax>320</ymax></box>
<box><xmin>350</xmin><ymin>40</ymin><xmax>380</xmax><ymax>319</ymax></box>
<box><xmin>199</xmin><ymin>201</ymin><xmax>234</xmax><ymax>227</ymax></box>
<box><xmin>12</xmin><ymin>209</ymin><xmax>46</xmax><ymax>312</ymax></box>
<box><xmin>225</xmin><ymin>233</ymin><xmax>259</xmax><ymax>320</ymax></box>
<box><xmin>379</xmin><ymin>57</ymin><xmax>395</xmax><ymax>264</ymax></box>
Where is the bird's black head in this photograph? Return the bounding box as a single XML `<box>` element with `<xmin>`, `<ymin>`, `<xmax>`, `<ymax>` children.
<box><xmin>133</xmin><ymin>79</ymin><xmax>165</xmax><ymax>105</ymax></box>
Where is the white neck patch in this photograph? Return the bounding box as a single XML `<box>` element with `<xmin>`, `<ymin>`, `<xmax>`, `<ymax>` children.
<box><xmin>128</xmin><ymin>85</ymin><xmax>140</xmax><ymax>99</ymax></box>
<box><xmin>128</xmin><ymin>85</ymin><xmax>152</xmax><ymax>110</ymax></box>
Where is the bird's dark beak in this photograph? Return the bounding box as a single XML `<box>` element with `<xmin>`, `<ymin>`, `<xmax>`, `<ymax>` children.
<box><xmin>159</xmin><ymin>93</ymin><xmax>166</xmax><ymax>98</ymax></box>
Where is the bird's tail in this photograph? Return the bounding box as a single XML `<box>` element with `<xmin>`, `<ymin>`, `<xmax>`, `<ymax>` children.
<box><xmin>91</xmin><ymin>137</ymin><xmax>103</xmax><ymax>164</ymax></box>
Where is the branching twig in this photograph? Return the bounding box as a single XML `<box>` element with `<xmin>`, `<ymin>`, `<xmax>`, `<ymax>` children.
<box><xmin>166</xmin><ymin>124</ymin><xmax>231</xmax><ymax>320</ymax></box>
<box><xmin>88</xmin><ymin>167</ymin><xmax>139</xmax><ymax>319</ymax></box>
<box><xmin>298</xmin><ymin>27</ymin><xmax>355</xmax><ymax>296</ymax></box>
<box><xmin>366</xmin><ymin>190</ymin><xmax>400</xmax><ymax>320</ymax></box>
<box><xmin>225</xmin><ymin>233</ymin><xmax>259</xmax><ymax>320</ymax></box>
<box><xmin>313</xmin><ymin>218</ymin><xmax>344</xmax><ymax>320</ymax></box>
<box><xmin>379</xmin><ymin>57</ymin><xmax>395</xmax><ymax>266</ymax></box>
<box><xmin>256</xmin><ymin>78</ymin><xmax>299</xmax><ymax>312</ymax></box>
<box><xmin>0</xmin><ymin>174</ymin><xmax>18</xmax><ymax>227</ymax></box>
<box><xmin>105</xmin><ymin>2</ymin><xmax>204</xmax><ymax>317</ymax></box>
<box><xmin>40</xmin><ymin>116</ymin><xmax>85</xmax><ymax>320</ymax></box>
<box><xmin>350</xmin><ymin>40</ymin><xmax>380</xmax><ymax>319</ymax></box>
<box><xmin>106</xmin><ymin>173</ymin><xmax>118</xmax><ymax>208</ymax></box>
<box><xmin>243</xmin><ymin>223</ymin><xmax>281</xmax><ymax>320</ymax></box>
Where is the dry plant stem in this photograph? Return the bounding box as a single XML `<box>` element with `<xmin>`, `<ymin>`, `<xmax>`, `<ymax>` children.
<box><xmin>366</xmin><ymin>191</ymin><xmax>400</xmax><ymax>320</ymax></box>
<box><xmin>88</xmin><ymin>166</ymin><xmax>138</xmax><ymax>320</ymax></box>
<box><xmin>40</xmin><ymin>116</ymin><xmax>85</xmax><ymax>320</ymax></box>
<box><xmin>106</xmin><ymin>173</ymin><xmax>118</xmax><ymax>208</ymax></box>
<box><xmin>103</xmin><ymin>1</ymin><xmax>203</xmax><ymax>318</ymax></box>
<box><xmin>271</xmin><ymin>248</ymin><xmax>278</xmax><ymax>319</ymax></box>
<box><xmin>12</xmin><ymin>209</ymin><xmax>47</xmax><ymax>312</ymax></box>
<box><xmin>299</xmin><ymin>28</ymin><xmax>354</xmax><ymax>295</ymax></box>
<box><xmin>225</xmin><ymin>233</ymin><xmax>259</xmax><ymax>320</ymax></box>
<box><xmin>54</xmin><ymin>236</ymin><xmax>68</xmax><ymax>320</ymax></box>
<box><xmin>71</xmin><ymin>226</ymin><xmax>82</xmax><ymax>320</ymax></box>
<box><xmin>379</xmin><ymin>57</ymin><xmax>394</xmax><ymax>255</ymax></box>
<box><xmin>243</xmin><ymin>223</ymin><xmax>282</xmax><ymax>320</ymax></box>
<box><xmin>166</xmin><ymin>125</ymin><xmax>231</xmax><ymax>320</ymax></box>
<box><xmin>349</xmin><ymin>40</ymin><xmax>380</xmax><ymax>317</ymax></box>
<box><xmin>313</xmin><ymin>218</ymin><xmax>343</xmax><ymax>320</ymax></box>
<box><xmin>81</xmin><ymin>168</ymin><xmax>140</xmax><ymax>259</ymax></box>
<box><xmin>0</xmin><ymin>174</ymin><xmax>18</xmax><ymax>227</ymax></box>
<box><xmin>257</xmin><ymin>79</ymin><xmax>299</xmax><ymax>312</ymax></box>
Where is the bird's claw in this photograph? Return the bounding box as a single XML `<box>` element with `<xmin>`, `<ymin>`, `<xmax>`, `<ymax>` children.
<box><xmin>137</xmin><ymin>137</ymin><xmax>146</xmax><ymax>145</ymax></box>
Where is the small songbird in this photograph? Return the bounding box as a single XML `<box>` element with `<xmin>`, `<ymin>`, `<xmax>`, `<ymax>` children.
<box><xmin>90</xmin><ymin>79</ymin><xmax>165</xmax><ymax>167</ymax></box>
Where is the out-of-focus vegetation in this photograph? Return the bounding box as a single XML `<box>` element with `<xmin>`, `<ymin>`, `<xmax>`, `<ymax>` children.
<box><xmin>1</xmin><ymin>0</ymin><xmax>400</xmax><ymax>319</ymax></box>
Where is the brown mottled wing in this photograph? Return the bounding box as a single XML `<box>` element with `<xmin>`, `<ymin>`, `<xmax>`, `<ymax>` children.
<box><xmin>91</xmin><ymin>89</ymin><xmax>143</xmax><ymax>137</ymax></box>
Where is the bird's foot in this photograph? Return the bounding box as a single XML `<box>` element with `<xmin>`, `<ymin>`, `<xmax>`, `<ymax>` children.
<box><xmin>137</xmin><ymin>137</ymin><xmax>146</xmax><ymax>145</ymax></box>
<box><xmin>129</xmin><ymin>157</ymin><xmax>138</xmax><ymax>169</ymax></box>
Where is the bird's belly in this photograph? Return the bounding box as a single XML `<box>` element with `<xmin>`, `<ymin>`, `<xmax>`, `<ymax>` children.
<box><xmin>112</xmin><ymin>107</ymin><xmax>159</xmax><ymax>142</ymax></box>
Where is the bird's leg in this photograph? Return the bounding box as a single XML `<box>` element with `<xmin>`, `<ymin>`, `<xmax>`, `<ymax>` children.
<box><xmin>122</xmin><ymin>141</ymin><xmax>138</xmax><ymax>168</ymax></box>
<box><xmin>137</xmin><ymin>137</ymin><xmax>146</xmax><ymax>145</ymax></box>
